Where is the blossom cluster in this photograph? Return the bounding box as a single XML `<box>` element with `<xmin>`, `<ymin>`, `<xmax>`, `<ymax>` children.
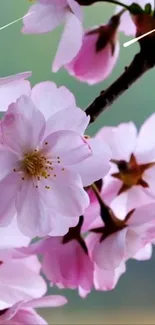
<box><xmin>1</xmin><ymin>0</ymin><xmax>155</xmax><ymax>323</ymax></box>
<box><xmin>22</xmin><ymin>0</ymin><xmax>155</xmax><ymax>84</ymax></box>
<box><xmin>0</xmin><ymin>68</ymin><xmax>155</xmax><ymax>322</ymax></box>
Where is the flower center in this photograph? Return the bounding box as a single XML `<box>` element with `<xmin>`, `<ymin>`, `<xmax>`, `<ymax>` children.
<box><xmin>21</xmin><ymin>151</ymin><xmax>50</xmax><ymax>179</ymax></box>
<box><xmin>111</xmin><ymin>153</ymin><xmax>155</xmax><ymax>194</ymax></box>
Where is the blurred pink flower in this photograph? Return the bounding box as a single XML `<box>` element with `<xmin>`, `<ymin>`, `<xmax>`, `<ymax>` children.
<box><xmin>86</xmin><ymin>202</ymin><xmax>155</xmax><ymax>272</ymax></box>
<box><xmin>22</xmin><ymin>0</ymin><xmax>83</xmax><ymax>72</ymax></box>
<box><xmin>0</xmin><ymin>72</ymin><xmax>31</xmax><ymax>112</ymax></box>
<box><xmin>116</xmin><ymin>0</ymin><xmax>154</xmax><ymax>36</ymax></box>
<box><xmin>18</xmin><ymin>217</ymin><xmax>94</xmax><ymax>298</ymax></box>
<box><xmin>65</xmin><ymin>16</ymin><xmax>120</xmax><ymax>84</ymax></box>
<box><xmin>0</xmin><ymin>95</ymin><xmax>92</xmax><ymax>237</ymax></box>
<box><xmin>0</xmin><ymin>253</ymin><xmax>46</xmax><ymax>310</ymax></box>
<box><xmin>0</xmin><ymin>295</ymin><xmax>67</xmax><ymax>325</ymax></box>
<box><xmin>94</xmin><ymin>116</ymin><xmax>155</xmax><ymax>219</ymax></box>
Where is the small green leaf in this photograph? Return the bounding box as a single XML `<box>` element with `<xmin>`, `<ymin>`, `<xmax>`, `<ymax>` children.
<box><xmin>129</xmin><ymin>2</ymin><xmax>144</xmax><ymax>15</ymax></box>
<box><xmin>144</xmin><ymin>3</ymin><xmax>152</xmax><ymax>14</ymax></box>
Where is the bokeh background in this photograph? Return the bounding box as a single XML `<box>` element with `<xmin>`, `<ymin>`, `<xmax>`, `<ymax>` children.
<box><xmin>1</xmin><ymin>1</ymin><xmax>155</xmax><ymax>323</ymax></box>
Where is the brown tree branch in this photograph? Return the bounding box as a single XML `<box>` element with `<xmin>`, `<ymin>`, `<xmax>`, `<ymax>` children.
<box><xmin>85</xmin><ymin>38</ymin><xmax>155</xmax><ymax>123</ymax></box>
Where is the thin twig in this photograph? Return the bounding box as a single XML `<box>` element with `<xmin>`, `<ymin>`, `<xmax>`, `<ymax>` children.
<box><xmin>85</xmin><ymin>37</ymin><xmax>155</xmax><ymax>123</ymax></box>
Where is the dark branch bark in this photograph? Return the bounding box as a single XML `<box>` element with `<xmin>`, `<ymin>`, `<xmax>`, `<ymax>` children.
<box><xmin>85</xmin><ymin>38</ymin><xmax>155</xmax><ymax>123</ymax></box>
<box><xmin>75</xmin><ymin>0</ymin><xmax>117</xmax><ymax>5</ymax></box>
<box><xmin>75</xmin><ymin>0</ymin><xmax>99</xmax><ymax>4</ymax></box>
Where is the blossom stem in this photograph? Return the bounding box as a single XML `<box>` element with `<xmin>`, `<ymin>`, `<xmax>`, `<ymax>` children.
<box><xmin>91</xmin><ymin>183</ymin><xmax>116</xmax><ymax>226</ymax></box>
<box><xmin>85</xmin><ymin>36</ymin><xmax>155</xmax><ymax>123</ymax></box>
<box><xmin>75</xmin><ymin>0</ymin><xmax>129</xmax><ymax>10</ymax></box>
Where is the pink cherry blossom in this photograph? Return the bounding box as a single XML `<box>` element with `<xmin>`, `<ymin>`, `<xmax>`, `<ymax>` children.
<box><xmin>0</xmin><ymin>253</ymin><xmax>46</xmax><ymax>310</ymax></box>
<box><xmin>30</xmin><ymin>81</ymin><xmax>111</xmax><ymax>185</ymax></box>
<box><xmin>116</xmin><ymin>0</ymin><xmax>154</xmax><ymax>36</ymax></box>
<box><xmin>0</xmin><ymin>295</ymin><xmax>67</xmax><ymax>325</ymax></box>
<box><xmin>86</xmin><ymin>202</ymin><xmax>155</xmax><ymax>272</ymax></box>
<box><xmin>0</xmin><ymin>79</ymin><xmax>111</xmax><ymax>187</ymax></box>
<box><xmin>17</xmin><ymin>217</ymin><xmax>94</xmax><ymax>298</ymax></box>
<box><xmin>0</xmin><ymin>94</ymin><xmax>93</xmax><ymax>237</ymax></box>
<box><xmin>0</xmin><ymin>72</ymin><xmax>31</xmax><ymax>112</ymax></box>
<box><xmin>65</xmin><ymin>19</ymin><xmax>120</xmax><ymax>85</ymax></box>
<box><xmin>92</xmin><ymin>243</ymin><xmax>152</xmax><ymax>291</ymax></box>
<box><xmin>22</xmin><ymin>0</ymin><xmax>83</xmax><ymax>72</ymax></box>
<box><xmin>94</xmin><ymin>116</ymin><xmax>155</xmax><ymax>219</ymax></box>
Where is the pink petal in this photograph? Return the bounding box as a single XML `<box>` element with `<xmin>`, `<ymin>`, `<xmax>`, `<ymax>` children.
<box><xmin>12</xmin><ymin>308</ymin><xmax>48</xmax><ymax>325</ymax></box>
<box><xmin>16</xmin><ymin>175</ymin><xmax>86</xmax><ymax>237</ymax></box>
<box><xmin>67</xmin><ymin>0</ymin><xmax>83</xmax><ymax>20</ymax></box>
<box><xmin>127</xmin><ymin>203</ymin><xmax>155</xmax><ymax>226</ymax></box>
<box><xmin>133</xmin><ymin>244</ymin><xmax>152</xmax><ymax>261</ymax></box>
<box><xmin>111</xmin><ymin>186</ymin><xmax>154</xmax><ymax>221</ymax></box>
<box><xmin>0</xmin><ymin>147</ymin><xmax>18</xmax><ymax>181</ymax></box>
<box><xmin>125</xmin><ymin>228</ymin><xmax>144</xmax><ymax>258</ymax></box>
<box><xmin>94</xmin><ymin>262</ymin><xmax>126</xmax><ymax>291</ymax></box>
<box><xmin>70</xmin><ymin>137</ymin><xmax>111</xmax><ymax>186</ymax></box>
<box><xmin>23</xmin><ymin>295</ymin><xmax>67</xmax><ymax>308</ymax></box>
<box><xmin>0</xmin><ymin>257</ymin><xmax>46</xmax><ymax>308</ymax></box>
<box><xmin>45</xmin><ymin>106</ymin><xmax>89</xmax><ymax>137</ymax></box>
<box><xmin>96</xmin><ymin>123</ymin><xmax>137</xmax><ymax>161</ymax></box>
<box><xmin>135</xmin><ymin>114</ymin><xmax>155</xmax><ymax>163</ymax></box>
<box><xmin>1</xmin><ymin>96</ymin><xmax>45</xmax><ymax>156</ymax></box>
<box><xmin>42</xmin><ymin>130</ymin><xmax>91</xmax><ymax>165</ymax></box>
<box><xmin>39</xmin><ymin>169</ymin><xmax>90</xmax><ymax>218</ymax></box>
<box><xmin>0</xmin><ymin>72</ymin><xmax>31</xmax><ymax>112</ymax></box>
<box><xmin>16</xmin><ymin>180</ymin><xmax>56</xmax><ymax>237</ymax></box>
<box><xmin>22</xmin><ymin>3</ymin><xmax>65</xmax><ymax>34</ymax></box>
<box><xmin>0</xmin><ymin>217</ymin><xmax>30</xmax><ymax>249</ymax></box>
<box><xmin>0</xmin><ymin>72</ymin><xmax>31</xmax><ymax>86</ymax></box>
<box><xmin>0</xmin><ymin>301</ymin><xmax>23</xmax><ymax>323</ymax></box>
<box><xmin>52</xmin><ymin>12</ymin><xmax>83</xmax><ymax>72</ymax></box>
<box><xmin>0</xmin><ymin>172</ymin><xmax>21</xmax><ymax>227</ymax></box>
<box><xmin>93</xmin><ymin>229</ymin><xmax>127</xmax><ymax>270</ymax></box>
<box><xmin>31</xmin><ymin>81</ymin><xmax>76</xmax><ymax>119</ymax></box>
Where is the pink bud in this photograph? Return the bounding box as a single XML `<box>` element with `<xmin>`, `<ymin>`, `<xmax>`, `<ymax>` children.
<box><xmin>65</xmin><ymin>16</ymin><xmax>120</xmax><ymax>84</ymax></box>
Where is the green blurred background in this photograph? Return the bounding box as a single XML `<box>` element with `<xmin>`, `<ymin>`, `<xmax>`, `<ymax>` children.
<box><xmin>1</xmin><ymin>1</ymin><xmax>155</xmax><ymax>323</ymax></box>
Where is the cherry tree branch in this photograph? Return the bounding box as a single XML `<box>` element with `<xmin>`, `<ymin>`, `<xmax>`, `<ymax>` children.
<box><xmin>75</xmin><ymin>0</ymin><xmax>128</xmax><ymax>7</ymax></box>
<box><xmin>85</xmin><ymin>38</ymin><xmax>155</xmax><ymax>123</ymax></box>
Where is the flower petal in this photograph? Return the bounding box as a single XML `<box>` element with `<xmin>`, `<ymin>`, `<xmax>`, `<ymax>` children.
<box><xmin>39</xmin><ymin>169</ymin><xmax>90</xmax><ymax>218</ymax></box>
<box><xmin>31</xmin><ymin>81</ymin><xmax>76</xmax><ymax>119</ymax></box>
<box><xmin>52</xmin><ymin>12</ymin><xmax>83</xmax><ymax>72</ymax></box>
<box><xmin>23</xmin><ymin>295</ymin><xmax>67</xmax><ymax>308</ymax></box>
<box><xmin>133</xmin><ymin>244</ymin><xmax>152</xmax><ymax>261</ymax></box>
<box><xmin>96</xmin><ymin>123</ymin><xmax>137</xmax><ymax>161</ymax></box>
<box><xmin>0</xmin><ymin>257</ymin><xmax>46</xmax><ymax>308</ymax></box>
<box><xmin>0</xmin><ymin>147</ymin><xmax>18</xmax><ymax>181</ymax></box>
<box><xmin>93</xmin><ymin>229</ymin><xmax>127</xmax><ymax>270</ymax></box>
<box><xmin>94</xmin><ymin>262</ymin><xmax>126</xmax><ymax>291</ymax></box>
<box><xmin>42</xmin><ymin>130</ymin><xmax>91</xmax><ymax>165</ymax></box>
<box><xmin>22</xmin><ymin>3</ymin><xmax>65</xmax><ymax>34</ymax></box>
<box><xmin>135</xmin><ymin>114</ymin><xmax>155</xmax><ymax>163</ymax></box>
<box><xmin>0</xmin><ymin>216</ymin><xmax>30</xmax><ymax>249</ymax></box>
<box><xmin>45</xmin><ymin>106</ymin><xmax>89</xmax><ymax>137</ymax></box>
<box><xmin>11</xmin><ymin>308</ymin><xmax>48</xmax><ymax>325</ymax></box>
<box><xmin>1</xmin><ymin>96</ymin><xmax>45</xmax><ymax>156</ymax></box>
<box><xmin>70</xmin><ymin>138</ymin><xmax>111</xmax><ymax>186</ymax></box>
<box><xmin>0</xmin><ymin>301</ymin><xmax>23</xmax><ymax>323</ymax></box>
<box><xmin>0</xmin><ymin>72</ymin><xmax>31</xmax><ymax>112</ymax></box>
<box><xmin>111</xmin><ymin>187</ymin><xmax>154</xmax><ymax>221</ymax></box>
<box><xmin>0</xmin><ymin>172</ymin><xmax>21</xmax><ymax>227</ymax></box>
